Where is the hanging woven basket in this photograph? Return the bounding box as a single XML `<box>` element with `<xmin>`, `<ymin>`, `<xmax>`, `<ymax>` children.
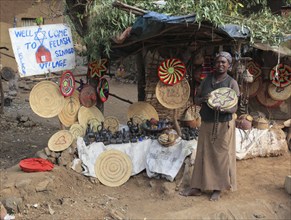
<box><xmin>158</xmin><ymin>58</ymin><xmax>186</xmax><ymax>85</ymax></box>
<box><xmin>180</xmin><ymin>105</ymin><xmax>201</xmax><ymax>128</ymax></box>
<box><xmin>269</xmin><ymin>63</ymin><xmax>291</xmax><ymax>88</ymax></box>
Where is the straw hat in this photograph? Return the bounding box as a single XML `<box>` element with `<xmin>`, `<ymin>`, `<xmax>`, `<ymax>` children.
<box><xmin>155</xmin><ymin>79</ymin><xmax>190</xmax><ymax>109</ymax></box>
<box><xmin>207</xmin><ymin>87</ymin><xmax>238</xmax><ymax>110</ymax></box>
<box><xmin>268</xmin><ymin>83</ymin><xmax>291</xmax><ymax>101</ymax></box>
<box><xmin>69</xmin><ymin>123</ymin><xmax>86</xmax><ymax>140</ymax></box>
<box><xmin>58</xmin><ymin>90</ymin><xmax>81</xmax><ymax>127</ymax></box>
<box><xmin>94</xmin><ymin>149</ymin><xmax>132</xmax><ymax>187</ymax></box>
<box><xmin>104</xmin><ymin>116</ymin><xmax>120</xmax><ymax>133</ymax></box>
<box><xmin>127</xmin><ymin>102</ymin><xmax>159</xmax><ymax>121</ymax></box>
<box><xmin>48</xmin><ymin>130</ymin><xmax>73</xmax><ymax>152</ymax></box>
<box><xmin>29</xmin><ymin>81</ymin><xmax>65</xmax><ymax>118</ymax></box>
<box><xmin>256</xmin><ymin>82</ymin><xmax>283</xmax><ymax>108</ymax></box>
<box><xmin>79</xmin><ymin>84</ymin><xmax>97</xmax><ymax>108</ymax></box>
<box><xmin>78</xmin><ymin>106</ymin><xmax>104</xmax><ymax>129</ymax></box>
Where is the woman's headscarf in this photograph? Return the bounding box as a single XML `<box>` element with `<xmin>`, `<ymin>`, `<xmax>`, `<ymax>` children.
<box><xmin>215</xmin><ymin>51</ymin><xmax>233</xmax><ymax>70</ymax></box>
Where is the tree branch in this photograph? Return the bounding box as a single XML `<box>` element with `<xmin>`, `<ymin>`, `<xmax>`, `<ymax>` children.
<box><xmin>112</xmin><ymin>0</ymin><xmax>147</xmax><ymax>16</ymax></box>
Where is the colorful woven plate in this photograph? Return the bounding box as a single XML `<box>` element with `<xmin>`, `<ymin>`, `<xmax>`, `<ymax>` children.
<box><xmin>269</xmin><ymin>63</ymin><xmax>291</xmax><ymax>88</ymax></box>
<box><xmin>247</xmin><ymin>61</ymin><xmax>261</xmax><ymax>79</ymax></box>
<box><xmin>207</xmin><ymin>87</ymin><xmax>238</xmax><ymax>110</ymax></box>
<box><xmin>88</xmin><ymin>59</ymin><xmax>107</xmax><ymax>78</ymax></box>
<box><xmin>60</xmin><ymin>70</ymin><xmax>75</xmax><ymax>97</ymax></box>
<box><xmin>158</xmin><ymin>58</ymin><xmax>186</xmax><ymax>85</ymax></box>
<box><xmin>97</xmin><ymin>78</ymin><xmax>109</xmax><ymax>102</ymax></box>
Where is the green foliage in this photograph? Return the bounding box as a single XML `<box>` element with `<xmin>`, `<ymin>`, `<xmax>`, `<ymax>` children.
<box><xmin>83</xmin><ymin>0</ymin><xmax>136</xmax><ymax>59</ymax></box>
<box><xmin>35</xmin><ymin>17</ymin><xmax>43</xmax><ymax>25</ymax></box>
<box><xmin>66</xmin><ymin>0</ymin><xmax>291</xmax><ymax>59</ymax></box>
<box><xmin>193</xmin><ymin>1</ymin><xmax>290</xmax><ymax>45</ymax></box>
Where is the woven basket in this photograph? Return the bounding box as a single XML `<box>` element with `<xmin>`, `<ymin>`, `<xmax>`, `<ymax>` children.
<box><xmin>180</xmin><ymin>105</ymin><xmax>201</xmax><ymax>128</ymax></box>
<box><xmin>253</xmin><ymin>117</ymin><xmax>269</xmax><ymax>130</ymax></box>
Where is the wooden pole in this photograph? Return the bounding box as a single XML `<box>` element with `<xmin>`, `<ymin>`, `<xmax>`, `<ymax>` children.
<box><xmin>173</xmin><ymin>109</ymin><xmax>182</xmax><ymax>136</ymax></box>
<box><xmin>0</xmin><ymin>74</ymin><xmax>3</xmax><ymax>114</ymax></box>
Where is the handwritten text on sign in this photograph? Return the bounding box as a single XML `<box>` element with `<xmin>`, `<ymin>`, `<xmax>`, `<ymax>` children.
<box><xmin>9</xmin><ymin>24</ymin><xmax>76</xmax><ymax>77</ymax></box>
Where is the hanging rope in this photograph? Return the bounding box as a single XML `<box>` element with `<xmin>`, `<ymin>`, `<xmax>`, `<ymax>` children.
<box><xmin>274</xmin><ymin>46</ymin><xmax>281</xmax><ymax>82</ymax></box>
<box><xmin>211</xmin><ymin>109</ymin><xmax>220</xmax><ymax>143</ymax></box>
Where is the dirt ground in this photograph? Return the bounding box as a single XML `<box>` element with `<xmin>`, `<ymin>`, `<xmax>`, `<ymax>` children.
<box><xmin>0</xmin><ymin>72</ymin><xmax>291</xmax><ymax>220</ymax></box>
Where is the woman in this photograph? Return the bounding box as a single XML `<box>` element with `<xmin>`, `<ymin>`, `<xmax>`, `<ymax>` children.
<box><xmin>180</xmin><ymin>51</ymin><xmax>240</xmax><ymax>201</ymax></box>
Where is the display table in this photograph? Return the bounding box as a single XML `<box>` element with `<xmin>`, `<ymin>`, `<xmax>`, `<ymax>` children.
<box><xmin>76</xmin><ymin>137</ymin><xmax>197</xmax><ymax>181</ymax></box>
<box><xmin>75</xmin><ymin>127</ymin><xmax>287</xmax><ymax>181</ymax></box>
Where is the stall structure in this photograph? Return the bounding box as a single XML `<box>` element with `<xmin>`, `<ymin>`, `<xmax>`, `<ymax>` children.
<box><xmin>110</xmin><ymin>11</ymin><xmax>290</xmax><ymax>122</ymax></box>
<box><xmin>110</xmin><ymin>12</ymin><xmax>251</xmax><ymax>120</ymax></box>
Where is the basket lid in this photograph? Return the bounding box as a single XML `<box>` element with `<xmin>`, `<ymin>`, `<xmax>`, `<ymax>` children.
<box><xmin>78</xmin><ymin>106</ymin><xmax>104</xmax><ymax>129</ymax></box>
<box><xmin>268</xmin><ymin>83</ymin><xmax>291</xmax><ymax>101</ymax></box>
<box><xmin>58</xmin><ymin>90</ymin><xmax>80</xmax><ymax>127</ymax></box>
<box><xmin>29</xmin><ymin>81</ymin><xmax>65</xmax><ymax>118</ymax></box>
<box><xmin>94</xmin><ymin>150</ymin><xmax>132</xmax><ymax>187</ymax></box>
<box><xmin>207</xmin><ymin>87</ymin><xmax>238</xmax><ymax>110</ymax></box>
<box><xmin>79</xmin><ymin>84</ymin><xmax>97</xmax><ymax>108</ymax></box>
<box><xmin>104</xmin><ymin>116</ymin><xmax>120</xmax><ymax>133</ymax></box>
<box><xmin>127</xmin><ymin>102</ymin><xmax>159</xmax><ymax>121</ymax></box>
<box><xmin>248</xmin><ymin>77</ymin><xmax>262</xmax><ymax>98</ymax></box>
<box><xmin>48</xmin><ymin>130</ymin><xmax>73</xmax><ymax>152</ymax></box>
<box><xmin>69</xmin><ymin>123</ymin><xmax>86</xmax><ymax>140</ymax></box>
<box><xmin>256</xmin><ymin>82</ymin><xmax>283</xmax><ymax>108</ymax></box>
<box><xmin>155</xmin><ymin>79</ymin><xmax>190</xmax><ymax>109</ymax></box>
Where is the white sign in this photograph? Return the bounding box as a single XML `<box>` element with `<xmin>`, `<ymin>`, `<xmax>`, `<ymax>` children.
<box><xmin>9</xmin><ymin>24</ymin><xmax>76</xmax><ymax>77</ymax></box>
